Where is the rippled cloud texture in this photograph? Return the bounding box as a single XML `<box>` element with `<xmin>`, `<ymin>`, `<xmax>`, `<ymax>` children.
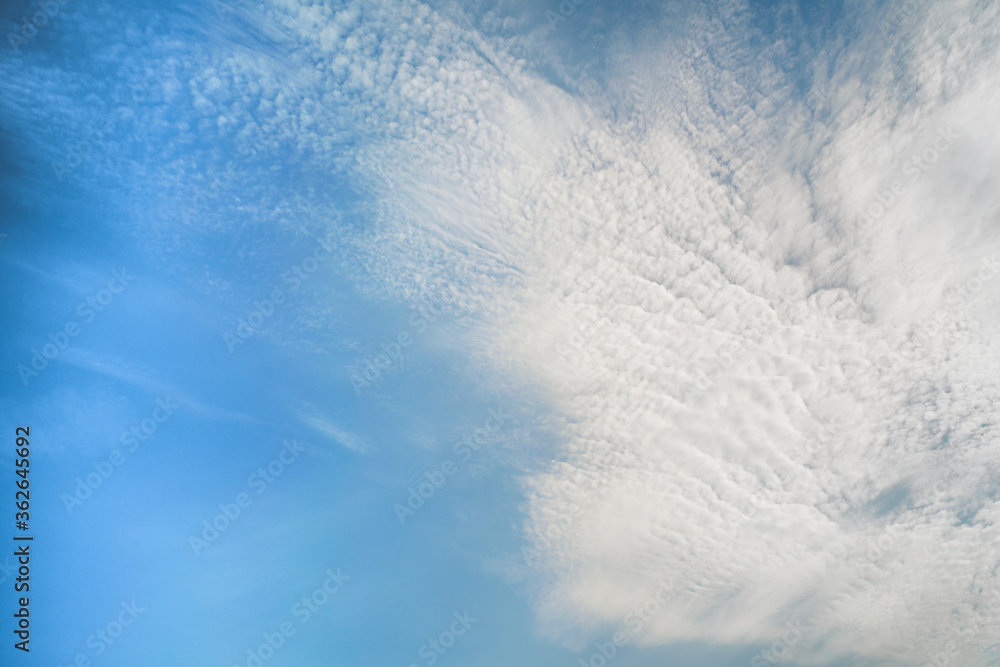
<box><xmin>4</xmin><ymin>0</ymin><xmax>1000</xmax><ymax>665</ymax></box>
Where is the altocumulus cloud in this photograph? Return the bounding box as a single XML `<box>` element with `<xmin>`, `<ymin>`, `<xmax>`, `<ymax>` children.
<box><xmin>5</xmin><ymin>0</ymin><xmax>1000</xmax><ymax>665</ymax></box>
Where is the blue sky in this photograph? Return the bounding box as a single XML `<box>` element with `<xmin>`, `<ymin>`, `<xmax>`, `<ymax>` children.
<box><xmin>2</xmin><ymin>1</ymin><xmax>1000</xmax><ymax>666</ymax></box>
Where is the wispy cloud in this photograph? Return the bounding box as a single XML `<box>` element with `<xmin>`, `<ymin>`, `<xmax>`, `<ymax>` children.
<box><xmin>4</xmin><ymin>0</ymin><xmax>999</xmax><ymax>664</ymax></box>
<box><xmin>297</xmin><ymin>402</ymin><xmax>368</xmax><ymax>454</ymax></box>
<box><xmin>59</xmin><ymin>347</ymin><xmax>260</xmax><ymax>425</ymax></box>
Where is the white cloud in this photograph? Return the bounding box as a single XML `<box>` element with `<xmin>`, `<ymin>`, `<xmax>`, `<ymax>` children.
<box><xmin>5</xmin><ymin>0</ymin><xmax>1000</xmax><ymax>663</ymax></box>
<box><xmin>302</xmin><ymin>2</ymin><xmax>1000</xmax><ymax>664</ymax></box>
<box><xmin>297</xmin><ymin>401</ymin><xmax>368</xmax><ymax>454</ymax></box>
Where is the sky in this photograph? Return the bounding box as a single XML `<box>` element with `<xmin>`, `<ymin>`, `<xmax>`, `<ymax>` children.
<box><xmin>1</xmin><ymin>0</ymin><xmax>1000</xmax><ymax>666</ymax></box>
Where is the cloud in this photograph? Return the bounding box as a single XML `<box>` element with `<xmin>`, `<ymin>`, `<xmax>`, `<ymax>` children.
<box><xmin>5</xmin><ymin>0</ymin><xmax>1000</xmax><ymax>664</ymax></box>
<box><xmin>60</xmin><ymin>347</ymin><xmax>260</xmax><ymax>425</ymax></box>
<box><xmin>297</xmin><ymin>402</ymin><xmax>368</xmax><ymax>454</ymax></box>
<box><xmin>288</xmin><ymin>2</ymin><xmax>1000</xmax><ymax>664</ymax></box>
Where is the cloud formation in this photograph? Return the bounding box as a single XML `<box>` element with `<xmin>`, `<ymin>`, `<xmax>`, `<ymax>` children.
<box><xmin>5</xmin><ymin>0</ymin><xmax>1000</xmax><ymax>664</ymax></box>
